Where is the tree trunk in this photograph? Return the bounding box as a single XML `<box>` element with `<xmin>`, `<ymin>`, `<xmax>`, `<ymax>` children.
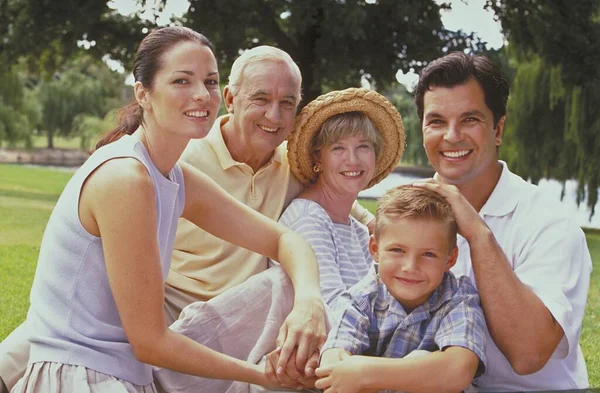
<box><xmin>47</xmin><ymin>130</ymin><xmax>54</xmax><ymax>149</ymax></box>
<box><xmin>301</xmin><ymin>72</ymin><xmax>322</xmax><ymax>110</ymax></box>
<box><xmin>295</xmin><ymin>4</ymin><xmax>324</xmax><ymax>109</ymax></box>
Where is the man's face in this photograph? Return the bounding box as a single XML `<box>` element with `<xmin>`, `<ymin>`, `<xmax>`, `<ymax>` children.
<box><xmin>422</xmin><ymin>78</ymin><xmax>504</xmax><ymax>185</ymax></box>
<box><xmin>225</xmin><ymin>60</ymin><xmax>300</xmax><ymax>160</ymax></box>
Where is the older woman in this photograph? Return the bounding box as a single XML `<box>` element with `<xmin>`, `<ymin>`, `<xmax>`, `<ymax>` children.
<box><xmin>284</xmin><ymin>87</ymin><xmax>405</xmax><ymax>311</ymax></box>
<box><xmin>254</xmin><ymin>88</ymin><xmax>406</xmax><ymax>392</ymax></box>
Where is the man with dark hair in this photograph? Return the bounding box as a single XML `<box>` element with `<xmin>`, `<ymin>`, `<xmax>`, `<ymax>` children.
<box><xmin>413</xmin><ymin>51</ymin><xmax>592</xmax><ymax>391</ymax></box>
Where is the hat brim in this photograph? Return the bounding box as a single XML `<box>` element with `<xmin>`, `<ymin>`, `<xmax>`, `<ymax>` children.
<box><xmin>288</xmin><ymin>88</ymin><xmax>405</xmax><ymax>189</ymax></box>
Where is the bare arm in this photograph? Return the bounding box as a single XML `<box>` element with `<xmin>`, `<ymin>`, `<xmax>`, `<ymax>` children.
<box><xmin>180</xmin><ymin>162</ymin><xmax>327</xmax><ymax>371</ymax></box>
<box><xmin>84</xmin><ymin>159</ymin><xmax>267</xmax><ymax>385</ymax></box>
<box><xmin>350</xmin><ymin>200</ymin><xmax>375</xmax><ymax>231</ymax></box>
<box><xmin>319</xmin><ymin>348</ymin><xmax>350</xmax><ymax>369</ymax></box>
<box><xmin>316</xmin><ymin>347</ymin><xmax>479</xmax><ymax>393</ymax></box>
<box><xmin>466</xmin><ymin>228</ymin><xmax>563</xmax><ymax>374</ymax></box>
<box><xmin>413</xmin><ymin>180</ymin><xmax>564</xmax><ymax>374</ymax></box>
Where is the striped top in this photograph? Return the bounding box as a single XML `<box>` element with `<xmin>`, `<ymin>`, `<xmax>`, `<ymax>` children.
<box><xmin>278</xmin><ymin>198</ymin><xmax>373</xmax><ymax>310</ymax></box>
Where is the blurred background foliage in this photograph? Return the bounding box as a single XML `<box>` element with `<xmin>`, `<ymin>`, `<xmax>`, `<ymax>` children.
<box><xmin>0</xmin><ymin>0</ymin><xmax>599</xmax><ymax>213</ymax></box>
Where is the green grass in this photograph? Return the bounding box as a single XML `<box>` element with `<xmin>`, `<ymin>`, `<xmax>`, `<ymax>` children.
<box><xmin>359</xmin><ymin>199</ymin><xmax>377</xmax><ymax>214</ymax></box>
<box><xmin>581</xmin><ymin>231</ymin><xmax>600</xmax><ymax>385</ymax></box>
<box><xmin>0</xmin><ymin>164</ymin><xmax>598</xmax><ymax>386</ymax></box>
<box><xmin>0</xmin><ymin>164</ymin><xmax>74</xmax><ymax>338</ymax></box>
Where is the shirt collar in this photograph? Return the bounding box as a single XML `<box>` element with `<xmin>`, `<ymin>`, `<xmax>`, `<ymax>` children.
<box><xmin>207</xmin><ymin>114</ymin><xmax>284</xmax><ymax>171</ymax></box>
<box><xmin>433</xmin><ymin>160</ymin><xmax>521</xmax><ymax>218</ymax></box>
<box><xmin>421</xmin><ymin>272</ymin><xmax>457</xmax><ymax>313</ymax></box>
<box><xmin>478</xmin><ymin>160</ymin><xmax>521</xmax><ymax>217</ymax></box>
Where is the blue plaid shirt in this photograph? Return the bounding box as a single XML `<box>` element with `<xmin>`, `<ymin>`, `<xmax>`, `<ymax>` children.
<box><xmin>323</xmin><ymin>265</ymin><xmax>487</xmax><ymax>376</ymax></box>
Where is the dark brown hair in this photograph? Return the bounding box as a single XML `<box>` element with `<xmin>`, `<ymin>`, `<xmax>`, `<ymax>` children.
<box><xmin>374</xmin><ymin>185</ymin><xmax>457</xmax><ymax>249</ymax></box>
<box><xmin>95</xmin><ymin>26</ymin><xmax>214</xmax><ymax>150</ymax></box>
<box><xmin>414</xmin><ymin>52</ymin><xmax>509</xmax><ymax>127</ymax></box>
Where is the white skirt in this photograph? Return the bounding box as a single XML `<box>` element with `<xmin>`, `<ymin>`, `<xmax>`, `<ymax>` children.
<box><xmin>11</xmin><ymin>362</ymin><xmax>157</xmax><ymax>393</ymax></box>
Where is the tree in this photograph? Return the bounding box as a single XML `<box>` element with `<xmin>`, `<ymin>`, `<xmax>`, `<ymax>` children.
<box><xmin>182</xmin><ymin>0</ymin><xmax>485</xmax><ymax>104</ymax></box>
<box><xmin>73</xmin><ymin>111</ymin><xmax>118</xmax><ymax>151</ymax></box>
<box><xmin>382</xmin><ymin>83</ymin><xmax>427</xmax><ymax>166</ymax></box>
<box><xmin>2</xmin><ymin>0</ymin><xmax>486</xmax><ymax>106</ymax></box>
<box><xmin>0</xmin><ymin>0</ymin><xmax>151</xmax><ymax>74</ymax></box>
<box><xmin>35</xmin><ymin>55</ymin><xmax>126</xmax><ymax>148</ymax></box>
<box><xmin>488</xmin><ymin>0</ymin><xmax>600</xmax><ymax>216</ymax></box>
<box><xmin>486</xmin><ymin>0</ymin><xmax>600</xmax><ymax>85</ymax></box>
<box><xmin>0</xmin><ymin>63</ymin><xmax>41</xmax><ymax>147</ymax></box>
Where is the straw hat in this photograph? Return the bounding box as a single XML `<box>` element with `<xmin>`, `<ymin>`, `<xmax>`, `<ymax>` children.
<box><xmin>288</xmin><ymin>87</ymin><xmax>405</xmax><ymax>189</ymax></box>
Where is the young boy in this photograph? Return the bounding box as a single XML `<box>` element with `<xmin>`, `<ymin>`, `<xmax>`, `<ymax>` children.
<box><xmin>315</xmin><ymin>185</ymin><xmax>486</xmax><ymax>393</ymax></box>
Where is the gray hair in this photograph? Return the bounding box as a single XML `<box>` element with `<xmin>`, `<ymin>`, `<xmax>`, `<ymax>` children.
<box><xmin>311</xmin><ymin>112</ymin><xmax>383</xmax><ymax>159</ymax></box>
<box><xmin>228</xmin><ymin>45</ymin><xmax>302</xmax><ymax>99</ymax></box>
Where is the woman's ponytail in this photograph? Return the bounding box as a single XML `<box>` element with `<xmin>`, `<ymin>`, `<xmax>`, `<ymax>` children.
<box><xmin>94</xmin><ymin>101</ymin><xmax>142</xmax><ymax>150</ymax></box>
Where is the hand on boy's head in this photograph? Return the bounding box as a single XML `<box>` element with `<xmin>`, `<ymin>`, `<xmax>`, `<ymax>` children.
<box><xmin>412</xmin><ymin>179</ymin><xmax>489</xmax><ymax>242</ymax></box>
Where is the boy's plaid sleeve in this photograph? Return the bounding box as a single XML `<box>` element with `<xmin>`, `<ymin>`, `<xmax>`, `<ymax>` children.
<box><xmin>434</xmin><ymin>276</ymin><xmax>487</xmax><ymax>376</ymax></box>
<box><xmin>321</xmin><ymin>290</ymin><xmax>374</xmax><ymax>356</ymax></box>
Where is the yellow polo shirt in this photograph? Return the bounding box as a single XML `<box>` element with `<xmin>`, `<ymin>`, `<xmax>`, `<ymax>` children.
<box><xmin>167</xmin><ymin>115</ymin><xmax>374</xmax><ymax>301</ymax></box>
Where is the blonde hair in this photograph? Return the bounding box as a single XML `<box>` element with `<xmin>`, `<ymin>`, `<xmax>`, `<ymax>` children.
<box><xmin>375</xmin><ymin>185</ymin><xmax>457</xmax><ymax>249</ymax></box>
<box><xmin>310</xmin><ymin>111</ymin><xmax>383</xmax><ymax>160</ymax></box>
<box><xmin>227</xmin><ymin>45</ymin><xmax>302</xmax><ymax>98</ymax></box>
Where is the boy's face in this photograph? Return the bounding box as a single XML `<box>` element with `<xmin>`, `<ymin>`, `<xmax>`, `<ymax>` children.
<box><xmin>370</xmin><ymin>216</ymin><xmax>458</xmax><ymax>313</ymax></box>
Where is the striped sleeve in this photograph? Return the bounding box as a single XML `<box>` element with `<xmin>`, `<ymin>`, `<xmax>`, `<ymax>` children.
<box><xmin>282</xmin><ymin>212</ymin><xmax>347</xmax><ymax>307</ymax></box>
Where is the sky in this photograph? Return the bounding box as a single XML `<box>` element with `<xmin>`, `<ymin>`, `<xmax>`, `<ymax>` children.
<box><xmin>107</xmin><ymin>0</ymin><xmax>505</xmax><ymax>90</ymax></box>
<box><xmin>397</xmin><ymin>0</ymin><xmax>504</xmax><ymax>90</ymax></box>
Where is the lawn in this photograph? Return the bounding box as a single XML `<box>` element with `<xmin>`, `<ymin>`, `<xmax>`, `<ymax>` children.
<box><xmin>0</xmin><ymin>163</ymin><xmax>598</xmax><ymax>386</ymax></box>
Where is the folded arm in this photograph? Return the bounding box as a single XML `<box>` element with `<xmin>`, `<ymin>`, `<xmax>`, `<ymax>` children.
<box><xmin>316</xmin><ymin>347</ymin><xmax>479</xmax><ymax>393</ymax></box>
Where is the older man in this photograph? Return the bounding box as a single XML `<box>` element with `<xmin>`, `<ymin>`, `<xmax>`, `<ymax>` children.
<box><xmin>163</xmin><ymin>45</ymin><xmax>372</xmax><ymax>323</ymax></box>
<box><xmin>413</xmin><ymin>52</ymin><xmax>592</xmax><ymax>391</ymax></box>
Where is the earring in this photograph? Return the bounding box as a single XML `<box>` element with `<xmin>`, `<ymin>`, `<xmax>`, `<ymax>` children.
<box><xmin>313</xmin><ymin>164</ymin><xmax>321</xmax><ymax>173</ymax></box>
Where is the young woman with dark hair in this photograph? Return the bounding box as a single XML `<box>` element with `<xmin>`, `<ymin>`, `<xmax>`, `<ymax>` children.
<box><xmin>9</xmin><ymin>26</ymin><xmax>326</xmax><ymax>393</ymax></box>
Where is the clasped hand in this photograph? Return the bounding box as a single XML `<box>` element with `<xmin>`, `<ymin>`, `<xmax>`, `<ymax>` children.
<box><xmin>315</xmin><ymin>354</ymin><xmax>376</xmax><ymax>393</ymax></box>
<box><xmin>263</xmin><ymin>297</ymin><xmax>327</xmax><ymax>389</ymax></box>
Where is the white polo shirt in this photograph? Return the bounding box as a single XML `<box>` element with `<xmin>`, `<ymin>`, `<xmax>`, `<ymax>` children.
<box><xmin>451</xmin><ymin>161</ymin><xmax>592</xmax><ymax>391</ymax></box>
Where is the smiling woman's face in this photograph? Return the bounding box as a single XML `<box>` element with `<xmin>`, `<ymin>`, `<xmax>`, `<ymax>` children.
<box><xmin>141</xmin><ymin>40</ymin><xmax>221</xmax><ymax>140</ymax></box>
<box><xmin>315</xmin><ymin>133</ymin><xmax>377</xmax><ymax>198</ymax></box>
